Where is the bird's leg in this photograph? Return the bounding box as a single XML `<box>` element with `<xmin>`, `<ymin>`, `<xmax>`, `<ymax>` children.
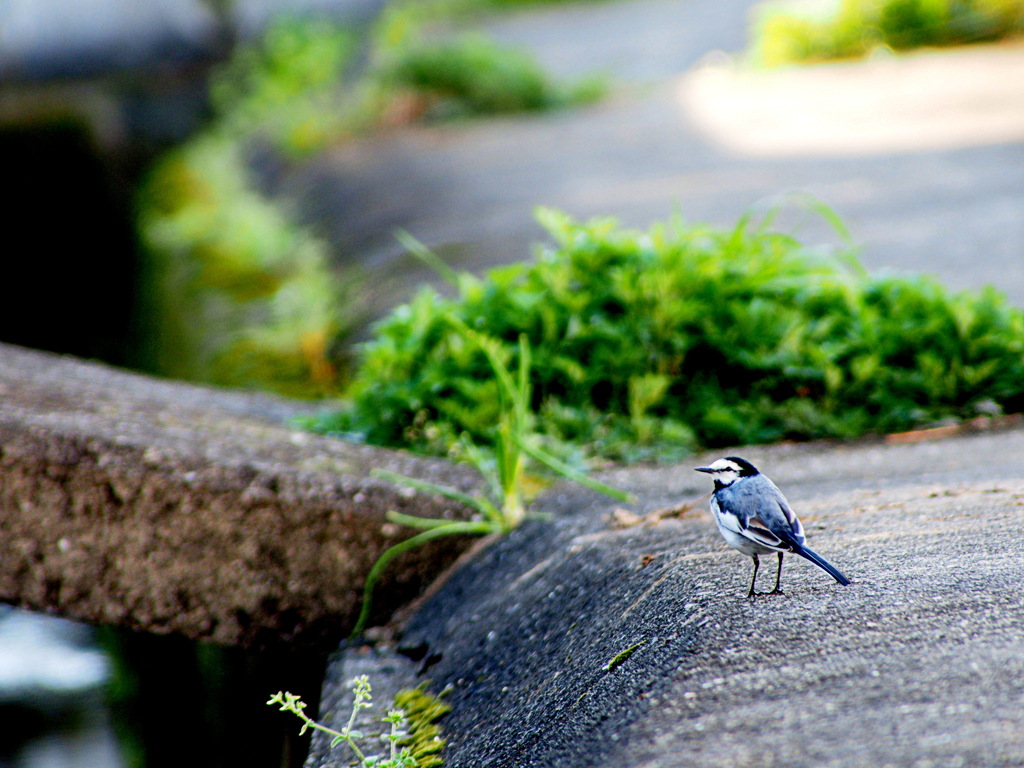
<box><xmin>747</xmin><ymin>554</ymin><xmax>760</xmax><ymax>598</ymax></box>
<box><xmin>769</xmin><ymin>552</ymin><xmax>785</xmax><ymax>595</ymax></box>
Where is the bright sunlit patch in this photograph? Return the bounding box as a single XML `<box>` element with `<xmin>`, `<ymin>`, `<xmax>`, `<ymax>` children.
<box><xmin>676</xmin><ymin>41</ymin><xmax>1024</xmax><ymax>157</ymax></box>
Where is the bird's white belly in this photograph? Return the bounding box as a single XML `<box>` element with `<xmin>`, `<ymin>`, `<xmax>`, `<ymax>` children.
<box><xmin>711</xmin><ymin>504</ymin><xmax>776</xmax><ymax>557</ymax></box>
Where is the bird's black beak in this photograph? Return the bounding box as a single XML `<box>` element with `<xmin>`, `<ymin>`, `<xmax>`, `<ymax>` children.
<box><xmin>694</xmin><ymin>466</ymin><xmax>714</xmax><ymax>474</ymax></box>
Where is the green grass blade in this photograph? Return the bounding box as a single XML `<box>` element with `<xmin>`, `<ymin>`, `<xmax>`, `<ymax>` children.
<box><xmin>372</xmin><ymin>468</ymin><xmax>506</xmax><ymax>528</ymax></box>
<box><xmin>386</xmin><ymin>510</ymin><xmax>462</xmax><ymax>530</ymax></box>
<box><xmin>352</xmin><ymin>520</ymin><xmax>496</xmax><ymax>636</ymax></box>
<box><xmin>373</xmin><ymin>468</ymin><xmax>485</xmax><ymax>512</ymax></box>
<box><xmin>516</xmin><ymin>333</ymin><xmax>532</xmax><ymax>425</ymax></box>
<box><xmin>459</xmin><ymin>433</ymin><xmax>504</xmax><ymax>505</ymax></box>
<box><xmin>395</xmin><ymin>229</ymin><xmax>460</xmax><ymax>287</ymax></box>
<box><xmin>516</xmin><ymin>436</ymin><xmax>634</xmax><ymax>503</ymax></box>
<box><xmin>448</xmin><ymin>317</ymin><xmax>523</xmax><ymax>413</ymax></box>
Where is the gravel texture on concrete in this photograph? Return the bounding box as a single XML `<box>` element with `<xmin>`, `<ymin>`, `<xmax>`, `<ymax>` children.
<box><xmin>0</xmin><ymin>342</ymin><xmax>483</xmax><ymax>648</ymax></box>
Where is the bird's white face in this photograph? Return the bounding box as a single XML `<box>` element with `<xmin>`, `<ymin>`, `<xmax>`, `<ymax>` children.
<box><xmin>695</xmin><ymin>457</ymin><xmax>745</xmax><ymax>487</ymax></box>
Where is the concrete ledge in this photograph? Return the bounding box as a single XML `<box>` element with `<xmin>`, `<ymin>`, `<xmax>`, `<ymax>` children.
<box><xmin>0</xmin><ymin>342</ymin><xmax>480</xmax><ymax>648</ymax></box>
<box><xmin>312</xmin><ymin>426</ymin><xmax>1024</xmax><ymax>766</ymax></box>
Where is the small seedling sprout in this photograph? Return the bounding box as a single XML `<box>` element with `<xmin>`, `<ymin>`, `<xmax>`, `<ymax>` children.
<box><xmin>268</xmin><ymin>676</ymin><xmax>418</xmax><ymax>767</ymax></box>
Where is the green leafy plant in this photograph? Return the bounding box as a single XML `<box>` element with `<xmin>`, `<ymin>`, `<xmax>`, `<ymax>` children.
<box><xmin>317</xmin><ymin>205</ymin><xmax>1024</xmax><ymax>462</ymax></box>
<box><xmin>382</xmin><ymin>33</ymin><xmax>604</xmax><ymax>118</ymax></box>
<box><xmin>269</xmin><ymin>676</ymin><xmax>439</xmax><ymax>768</ymax></box>
<box><xmin>353</xmin><ymin>321</ymin><xmax>631</xmax><ymax>635</ymax></box>
<box><xmin>136</xmin><ymin>17</ymin><xmax>370</xmax><ymax>393</ymax></box>
<box><xmin>753</xmin><ymin>0</ymin><xmax>1024</xmax><ymax>67</ymax></box>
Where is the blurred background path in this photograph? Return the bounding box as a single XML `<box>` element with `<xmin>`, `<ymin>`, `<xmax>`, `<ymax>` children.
<box><xmin>274</xmin><ymin>0</ymin><xmax>1024</xmax><ymax>316</ymax></box>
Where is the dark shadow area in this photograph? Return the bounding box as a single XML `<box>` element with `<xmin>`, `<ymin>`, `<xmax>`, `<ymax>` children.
<box><xmin>98</xmin><ymin>627</ymin><xmax>329</xmax><ymax>768</ymax></box>
<box><xmin>0</xmin><ymin>120</ymin><xmax>143</xmax><ymax>367</ymax></box>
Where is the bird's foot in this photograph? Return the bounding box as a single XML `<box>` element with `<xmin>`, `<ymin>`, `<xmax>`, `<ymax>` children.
<box><xmin>746</xmin><ymin>589</ymin><xmax>785</xmax><ymax>598</ymax></box>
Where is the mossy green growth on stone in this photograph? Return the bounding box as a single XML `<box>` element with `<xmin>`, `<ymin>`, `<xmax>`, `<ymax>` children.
<box><xmin>604</xmin><ymin>639</ymin><xmax>648</xmax><ymax>673</ymax></box>
<box><xmin>393</xmin><ymin>682</ymin><xmax>451</xmax><ymax>768</ymax></box>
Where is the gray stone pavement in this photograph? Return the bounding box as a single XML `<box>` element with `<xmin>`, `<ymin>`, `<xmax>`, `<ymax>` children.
<box><xmin>276</xmin><ymin>0</ymin><xmax>1024</xmax><ymax>319</ymax></box>
<box><xmin>311</xmin><ymin>422</ymin><xmax>1024</xmax><ymax>768</ymax></box>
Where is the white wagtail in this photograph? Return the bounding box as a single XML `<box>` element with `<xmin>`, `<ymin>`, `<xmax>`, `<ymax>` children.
<box><xmin>695</xmin><ymin>456</ymin><xmax>850</xmax><ymax>597</ymax></box>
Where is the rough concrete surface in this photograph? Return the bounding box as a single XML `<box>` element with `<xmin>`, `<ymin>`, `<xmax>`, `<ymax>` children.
<box><xmin>313</xmin><ymin>425</ymin><xmax>1024</xmax><ymax>767</ymax></box>
<box><xmin>0</xmin><ymin>342</ymin><xmax>483</xmax><ymax>648</ymax></box>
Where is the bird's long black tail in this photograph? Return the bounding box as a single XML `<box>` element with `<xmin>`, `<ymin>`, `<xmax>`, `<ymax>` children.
<box><xmin>793</xmin><ymin>544</ymin><xmax>850</xmax><ymax>586</ymax></box>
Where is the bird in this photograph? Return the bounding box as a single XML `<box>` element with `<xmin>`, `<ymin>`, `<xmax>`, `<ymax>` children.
<box><xmin>694</xmin><ymin>456</ymin><xmax>850</xmax><ymax>597</ymax></box>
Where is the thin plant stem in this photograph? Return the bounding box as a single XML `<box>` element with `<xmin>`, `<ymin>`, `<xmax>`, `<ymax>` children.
<box><xmin>267</xmin><ymin>691</ymin><xmax>369</xmax><ymax>765</ymax></box>
<box><xmin>516</xmin><ymin>435</ymin><xmax>634</xmax><ymax>503</ymax></box>
<box><xmin>396</xmin><ymin>228</ymin><xmax>460</xmax><ymax>287</ymax></box>
<box><xmin>353</xmin><ymin>520</ymin><xmax>496</xmax><ymax>635</ymax></box>
<box><xmin>371</xmin><ymin>468</ymin><xmax>505</xmax><ymax>527</ymax></box>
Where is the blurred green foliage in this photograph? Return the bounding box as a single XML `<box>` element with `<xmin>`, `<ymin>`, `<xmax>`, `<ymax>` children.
<box><xmin>485</xmin><ymin>0</ymin><xmax>606</xmax><ymax>4</ymax></box>
<box><xmin>753</xmin><ymin>0</ymin><xmax>1024</xmax><ymax>66</ymax></box>
<box><xmin>384</xmin><ymin>33</ymin><xmax>604</xmax><ymax>118</ymax></box>
<box><xmin>137</xmin><ymin>7</ymin><xmax>607</xmax><ymax>396</ymax></box>
<box><xmin>208</xmin><ymin>19</ymin><xmax>358</xmax><ymax>154</ymax></box>
<box><xmin>139</xmin><ymin>135</ymin><xmax>352</xmax><ymax>397</ymax></box>
<box><xmin>205</xmin><ymin>5</ymin><xmax>605</xmax><ymax>152</ymax></box>
<box><xmin>313</xmin><ymin>208</ymin><xmax>1024</xmax><ymax>462</ymax></box>
<box><xmin>138</xmin><ymin>17</ymin><xmax>363</xmax><ymax>394</ymax></box>
<box><xmin>372</xmin><ymin>1</ymin><xmax>605</xmax><ymax>121</ymax></box>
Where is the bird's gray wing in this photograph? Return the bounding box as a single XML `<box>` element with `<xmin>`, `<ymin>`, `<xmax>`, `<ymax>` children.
<box><xmin>716</xmin><ymin>478</ymin><xmax>785</xmax><ymax>549</ymax></box>
<box><xmin>722</xmin><ymin>476</ymin><xmax>805</xmax><ymax>549</ymax></box>
<box><xmin>752</xmin><ymin>476</ymin><xmax>806</xmax><ymax>547</ymax></box>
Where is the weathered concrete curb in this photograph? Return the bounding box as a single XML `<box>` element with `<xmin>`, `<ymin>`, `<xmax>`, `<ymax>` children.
<box><xmin>0</xmin><ymin>342</ymin><xmax>481</xmax><ymax>648</ymax></box>
<box><xmin>312</xmin><ymin>426</ymin><xmax>1024</xmax><ymax>766</ymax></box>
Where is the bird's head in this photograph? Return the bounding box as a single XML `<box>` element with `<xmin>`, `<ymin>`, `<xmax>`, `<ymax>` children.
<box><xmin>694</xmin><ymin>456</ymin><xmax>760</xmax><ymax>488</ymax></box>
